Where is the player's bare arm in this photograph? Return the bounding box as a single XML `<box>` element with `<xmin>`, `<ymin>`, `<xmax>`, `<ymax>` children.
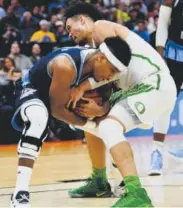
<box><xmin>67</xmin><ymin>74</ymin><xmax>119</xmax><ymax>109</ymax></box>
<box><xmin>156</xmin><ymin>0</ymin><xmax>173</xmax><ymax>57</ymax></box>
<box><xmin>49</xmin><ymin>56</ymin><xmax>88</xmax><ymax>126</ymax></box>
<box><xmin>93</xmin><ymin>20</ymin><xmax>130</xmax><ymax>44</ymax></box>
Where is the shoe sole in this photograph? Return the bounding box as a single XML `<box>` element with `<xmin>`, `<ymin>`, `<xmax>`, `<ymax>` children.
<box><xmin>112</xmin><ymin>163</ymin><xmax>118</xmax><ymax>168</ymax></box>
<box><xmin>10</xmin><ymin>201</ymin><xmax>31</xmax><ymax>208</ymax></box>
<box><xmin>111</xmin><ymin>202</ymin><xmax>154</xmax><ymax>207</ymax></box>
<box><xmin>68</xmin><ymin>191</ymin><xmax>113</xmax><ymax>198</ymax></box>
<box><xmin>137</xmin><ymin>203</ymin><xmax>154</xmax><ymax>207</ymax></box>
<box><xmin>148</xmin><ymin>169</ymin><xmax>162</xmax><ymax>176</ymax></box>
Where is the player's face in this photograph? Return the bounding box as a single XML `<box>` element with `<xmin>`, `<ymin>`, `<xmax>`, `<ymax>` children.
<box><xmin>66</xmin><ymin>17</ymin><xmax>88</xmax><ymax>45</ymax></box>
<box><xmin>93</xmin><ymin>55</ymin><xmax>119</xmax><ymax>82</ymax></box>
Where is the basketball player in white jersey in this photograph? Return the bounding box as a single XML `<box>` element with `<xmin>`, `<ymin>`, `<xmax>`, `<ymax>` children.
<box><xmin>65</xmin><ymin>2</ymin><xmax>176</xmax><ymax>206</ymax></box>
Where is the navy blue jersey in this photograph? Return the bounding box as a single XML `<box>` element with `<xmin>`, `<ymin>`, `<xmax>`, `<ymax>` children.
<box><xmin>19</xmin><ymin>46</ymin><xmax>93</xmax><ymax>107</ymax></box>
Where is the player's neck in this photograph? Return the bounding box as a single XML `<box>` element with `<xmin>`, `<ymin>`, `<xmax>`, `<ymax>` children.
<box><xmin>87</xmin><ymin>37</ymin><xmax>96</xmax><ymax>48</ymax></box>
<box><xmin>91</xmin><ymin>27</ymin><xmax>102</xmax><ymax>47</ymax></box>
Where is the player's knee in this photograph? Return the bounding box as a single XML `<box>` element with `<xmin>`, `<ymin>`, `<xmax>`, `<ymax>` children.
<box><xmin>21</xmin><ymin>104</ymin><xmax>48</xmax><ymax>138</ymax></box>
<box><xmin>18</xmin><ymin>104</ymin><xmax>49</xmax><ymax>160</ymax></box>
<box><xmin>98</xmin><ymin>118</ymin><xmax>126</xmax><ymax>150</ymax></box>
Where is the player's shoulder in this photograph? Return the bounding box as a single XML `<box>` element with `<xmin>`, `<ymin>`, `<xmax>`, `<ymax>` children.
<box><xmin>94</xmin><ymin>20</ymin><xmax>117</xmax><ymax>33</ymax></box>
<box><xmin>51</xmin><ymin>55</ymin><xmax>73</xmax><ymax>73</ymax></box>
<box><xmin>95</xmin><ymin>20</ymin><xmax>114</xmax><ymax>27</ymax></box>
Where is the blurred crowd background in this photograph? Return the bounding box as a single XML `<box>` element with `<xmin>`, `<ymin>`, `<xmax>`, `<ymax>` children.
<box><xmin>0</xmin><ymin>0</ymin><xmax>162</xmax><ymax>144</ymax></box>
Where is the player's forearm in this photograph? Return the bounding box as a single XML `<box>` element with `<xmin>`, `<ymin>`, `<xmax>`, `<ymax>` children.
<box><xmin>79</xmin><ymin>79</ymin><xmax>92</xmax><ymax>91</ymax></box>
<box><xmin>52</xmin><ymin>107</ymin><xmax>86</xmax><ymax>126</ymax></box>
<box><xmin>52</xmin><ymin>108</ymin><xmax>96</xmax><ymax>128</ymax></box>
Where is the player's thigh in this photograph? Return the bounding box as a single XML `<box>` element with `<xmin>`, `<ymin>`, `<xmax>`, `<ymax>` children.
<box><xmin>12</xmin><ymin>85</ymin><xmax>48</xmax><ymax>132</ymax></box>
<box><xmin>127</xmin><ymin>89</ymin><xmax>174</xmax><ymax>126</ymax></box>
<box><xmin>108</xmin><ymin>99</ymin><xmax>141</xmax><ymax>133</ymax></box>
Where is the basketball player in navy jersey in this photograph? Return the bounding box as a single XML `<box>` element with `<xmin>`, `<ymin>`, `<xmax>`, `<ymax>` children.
<box><xmin>10</xmin><ymin>38</ymin><xmax>132</xmax><ymax>207</ymax></box>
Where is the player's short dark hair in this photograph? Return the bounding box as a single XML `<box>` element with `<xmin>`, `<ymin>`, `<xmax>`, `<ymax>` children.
<box><xmin>65</xmin><ymin>2</ymin><xmax>103</xmax><ymax>22</ymax></box>
<box><xmin>104</xmin><ymin>37</ymin><xmax>131</xmax><ymax>67</ymax></box>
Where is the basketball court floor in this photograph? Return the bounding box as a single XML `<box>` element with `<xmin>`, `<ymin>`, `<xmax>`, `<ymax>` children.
<box><xmin>0</xmin><ymin>135</ymin><xmax>183</xmax><ymax>207</ymax></box>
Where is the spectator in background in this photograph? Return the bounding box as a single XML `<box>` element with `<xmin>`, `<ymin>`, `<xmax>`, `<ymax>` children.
<box><xmin>19</xmin><ymin>11</ymin><xmax>38</xmax><ymax>30</ymax></box>
<box><xmin>101</xmin><ymin>0</ymin><xmax>116</xmax><ymax>7</ymax></box>
<box><xmin>50</xmin><ymin>14</ymin><xmax>58</xmax><ymax>34</ymax></box>
<box><xmin>29</xmin><ymin>44</ymin><xmax>42</xmax><ymax>64</ymax></box>
<box><xmin>0</xmin><ymin>57</ymin><xmax>16</xmax><ymax>85</ymax></box>
<box><xmin>148</xmin><ymin>0</ymin><xmax>159</xmax><ymax>17</ymax></box>
<box><xmin>125</xmin><ymin>8</ymin><xmax>138</xmax><ymax>30</ymax></box>
<box><xmin>10</xmin><ymin>0</ymin><xmax>25</xmax><ymax>19</ymax></box>
<box><xmin>32</xmin><ymin>6</ymin><xmax>42</xmax><ymax>24</ymax></box>
<box><xmin>116</xmin><ymin>1</ymin><xmax>130</xmax><ymax>24</ymax></box>
<box><xmin>9</xmin><ymin>42</ymin><xmax>33</xmax><ymax>71</ymax></box>
<box><xmin>133</xmin><ymin>20</ymin><xmax>150</xmax><ymax>42</ymax></box>
<box><xmin>120</xmin><ymin>0</ymin><xmax>130</xmax><ymax>7</ymax></box>
<box><xmin>30</xmin><ymin>20</ymin><xmax>56</xmax><ymax>43</ymax></box>
<box><xmin>40</xmin><ymin>5</ymin><xmax>48</xmax><ymax>20</ymax></box>
<box><xmin>95</xmin><ymin>0</ymin><xmax>108</xmax><ymax>17</ymax></box>
<box><xmin>108</xmin><ymin>7</ymin><xmax>117</xmax><ymax>22</ymax></box>
<box><xmin>0</xmin><ymin>0</ymin><xmax>6</xmax><ymax>20</ymax></box>
<box><xmin>148</xmin><ymin>0</ymin><xmax>158</xmax><ymax>13</ymax></box>
<box><xmin>48</xmin><ymin>0</ymin><xmax>65</xmax><ymax>15</ymax></box>
<box><xmin>10</xmin><ymin>68</ymin><xmax>22</xmax><ymax>82</ymax></box>
<box><xmin>2</xmin><ymin>25</ymin><xmax>21</xmax><ymax>43</ymax></box>
<box><xmin>139</xmin><ymin>0</ymin><xmax>148</xmax><ymax>15</ymax></box>
<box><xmin>55</xmin><ymin>20</ymin><xmax>71</xmax><ymax>43</ymax></box>
<box><xmin>1</xmin><ymin>5</ymin><xmax>19</xmax><ymax>27</ymax></box>
<box><xmin>132</xmin><ymin>1</ymin><xmax>146</xmax><ymax>20</ymax></box>
<box><xmin>147</xmin><ymin>10</ymin><xmax>158</xmax><ymax>34</ymax></box>
<box><xmin>57</xmin><ymin>5</ymin><xmax>65</xmax><ymax>21</ymax></box>
<box><xmin>18</xmin><ymin>11</ymin><xmax>38</xmax><ymax>41</ymax></box>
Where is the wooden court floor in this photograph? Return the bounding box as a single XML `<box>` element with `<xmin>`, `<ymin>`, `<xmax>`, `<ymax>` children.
<box><xmin>0</xmin><ymin>135</ymin><xmax>183</xmax><ymax>207</ymax></box>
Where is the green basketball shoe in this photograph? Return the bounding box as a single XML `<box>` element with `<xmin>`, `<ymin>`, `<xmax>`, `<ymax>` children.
<box><xmin>68</xmin><ymin>177</ymin><xmax>113</xmax><ymax>198</ymax></box>
<box><xmin>111</xmin><ymin>188</ymin><xmax>154</xmax><ymax>207</ymax></box>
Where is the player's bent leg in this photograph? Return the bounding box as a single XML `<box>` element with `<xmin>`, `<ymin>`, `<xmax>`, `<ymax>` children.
<box><xmin>98</xmin><ymin>102</ymin><xmax>153</xmax><ymax>207</ymax></box>
<box><xmin>11</xmin><ymin>102</ymin><xmax>49</xmax><ymax>208</ymax></box>
<box><xmin>149</xmin><ymin>111</ymin><xmax>171</xmax><ymax>176</ymax></box>
<box><xmin>69</xmin><ymin>132</ymin><xmax>113</xmax><ymax>198</ymax></box>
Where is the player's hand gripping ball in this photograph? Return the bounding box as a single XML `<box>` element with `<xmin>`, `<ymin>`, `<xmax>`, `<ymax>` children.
<box><xmin>73</xmin><ymin>84</ymin><xmax>113</xmax><ymax>119</ymax></box>
<box><xmin>74</xmin><ymin>89</ymin><xmax>103</xmax><ymax>119</ymax></box>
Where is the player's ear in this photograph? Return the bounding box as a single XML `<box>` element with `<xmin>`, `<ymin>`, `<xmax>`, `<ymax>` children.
<box><xmin>79</xmin><ymin>15</ymin><xmax>85</xmax><ymax>25</ymax></box>
<box><xmin>96</xmin><ymin>53</ymin><xmax>107</xmax><ymax>63</ymax></box>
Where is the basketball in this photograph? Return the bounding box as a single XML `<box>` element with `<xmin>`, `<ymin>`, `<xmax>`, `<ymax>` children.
<box><xmin>76</xmin><ymin>89</ymin><xmax>103</xmax><ymax>107</ymax></box>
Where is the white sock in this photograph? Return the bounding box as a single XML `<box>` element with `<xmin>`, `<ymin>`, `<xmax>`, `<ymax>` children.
<box><xmin>152</xmin><ymin>141</ymin><xmax>164</xmax><ymax>153</ymax></box>
<box><xmin>14</xmin><ymin>166</ymin><xmax>32</xmax><ymax>195</ymax></box>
